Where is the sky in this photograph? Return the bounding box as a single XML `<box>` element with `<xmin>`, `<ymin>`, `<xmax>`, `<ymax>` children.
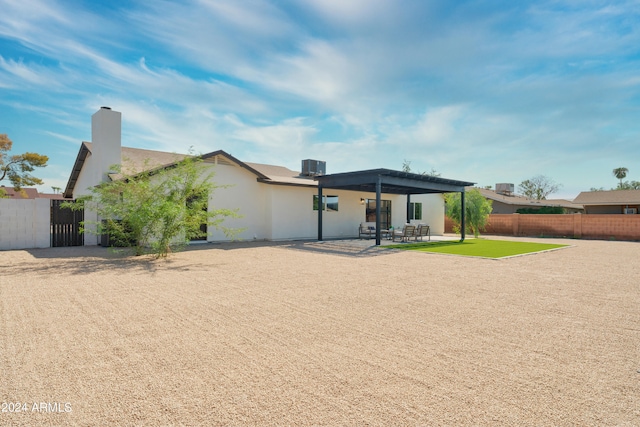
<box><xmin>1</xmin><ymin>0</ymin><xmax>639</xmax><ymax>199</ymax></box>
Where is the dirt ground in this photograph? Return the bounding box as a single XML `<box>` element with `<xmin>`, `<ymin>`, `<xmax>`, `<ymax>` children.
<box><xmin>0</xmin><ymin>236</ymin><xmax>638</xmax><ymax>426</ymax></box>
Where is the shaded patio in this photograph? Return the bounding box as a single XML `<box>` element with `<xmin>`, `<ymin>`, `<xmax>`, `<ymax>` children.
<box><xmin>315</xmin><ymin>169</ymin><xmax>475</xmax><ymax>245</ymax></box>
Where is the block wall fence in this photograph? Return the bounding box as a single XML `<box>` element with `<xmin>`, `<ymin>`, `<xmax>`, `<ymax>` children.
<box><xmin>445</xmin><ymin>214</ymin><xmax>640</xmax><ymax>241</ymax></box>
<box><xmin>0</xmin><ymin>199</ymin><xmax>51</xmax><ymax>250</ymax></box>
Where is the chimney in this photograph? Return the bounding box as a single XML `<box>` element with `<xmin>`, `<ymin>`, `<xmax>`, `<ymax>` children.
<box><xmin>91</xmin><ymin>107</ymin><xmax>122</xmax><ymax>183</ymax></box>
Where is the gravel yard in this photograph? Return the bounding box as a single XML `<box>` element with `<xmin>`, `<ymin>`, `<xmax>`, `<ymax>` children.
<box><xmin>1</xmin><ymin>237</ymin><xmax>638</xmax><ymax>426</ymax></box>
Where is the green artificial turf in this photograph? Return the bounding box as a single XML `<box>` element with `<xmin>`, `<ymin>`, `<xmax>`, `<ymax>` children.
<box><xmin>388</xmin><ymin>238</ymin><xmax>568</xmax><ymax>258</ymax></box>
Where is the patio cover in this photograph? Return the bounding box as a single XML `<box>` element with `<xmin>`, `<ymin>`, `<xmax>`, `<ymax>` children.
<box><xmin>315</xmin><ymin>169</ymin><xmax>475</xmax><ymax>245</ymax></box>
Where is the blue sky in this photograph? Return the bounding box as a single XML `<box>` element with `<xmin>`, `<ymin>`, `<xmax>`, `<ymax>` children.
<box><xmin>1</xmin><ymin>0</ymin><xmax>639</xmax><ymax>199</ymax></box>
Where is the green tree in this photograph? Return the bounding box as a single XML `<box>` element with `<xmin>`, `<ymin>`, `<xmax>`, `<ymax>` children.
<box><xmin>444</xmin><ymin>189</ymin><xmax>493</xmax><ymax>238</ymax></box>
<box><xmin>64</xmin><ymin>156</ymin><xmax>242</xmax><ymax>258</ymax></box>
<box><xmin>0</xmin><ymin>134</ymin><xmax>49</xmax><ymax>189</ymax></box>
<box><xmin>613</xmin><ymin>167</ymin><xmax>628</xmax><ymax>187</ymax></box>
<box><xmin>616</xmin><ymin>180</ymin><xmax>640</xmax><ymax>190</ymax></box>
<box><xmin>518</xmin><ymin>175</ymin><xmax>561</xmax><ymax>200</ymax></box>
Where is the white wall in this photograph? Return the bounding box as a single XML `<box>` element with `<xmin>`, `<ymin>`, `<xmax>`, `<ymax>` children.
<box><xmin>409</xmin><ymin>193</ymin><xmax>445</xmax><ymax>234</ymax></box>
<box><xmin>202</xmin><ymin>161</ymin><xmax>269</xmax><ymax>241</ymax></box>
<box><xmin>205</xmin><ymin>175</ymin><xmax>447</xmax><ymax>242</ymax></box>
<box><xmin>0</xmin><ymin>199</ymin><xmax>50</xmax><ymax>250</ymax></box>
<box><xmin>355</xmin><ymin>193</ymin><xmax>445</xmax><ymax>234</ymax></box>
<box><xmin>267</xmin><ymin>187</ymin><xmax>370</xmax><ymax>240</ymax></box>
<box><xmin>73</xmin><ymin>151</ymin><xmax>100</xmax><ymax>245</ymax></box>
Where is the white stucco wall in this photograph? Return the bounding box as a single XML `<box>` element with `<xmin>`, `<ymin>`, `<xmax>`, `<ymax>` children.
<box><xmin>0</xmin><ymin>198</ymin><xmax>50</xmax><ymax>250</ymax></box>
<box><xmin>408</xmin><ymin>193</ymin><xmax>445</xmax><ymax>235</ymax></box>
<box><xmin>197</xmin><ymin>162</ymin><xmax>449</xmax><ymax>242</ymax></box>
<box><xmin>267</xmin><ymin>187</ymin><xmax>370</xmax><ymax>240</ymax></box>
<box><xmin>213</xmin><ymin>184</ymin><xmax>447</xmax><ymax>242</ymax></box>
<box><xmin>201</xmin><ymin>161</ymin><xmax>269</xmax><ymax>241</ymax></box>
<box><xmin>72</xmin><ymin>151</ymin><xmax>100</xmax><ymax>245</ymax></box>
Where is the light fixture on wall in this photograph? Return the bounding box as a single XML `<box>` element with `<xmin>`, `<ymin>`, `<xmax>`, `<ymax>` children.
<box><xmin>360</xmin><ymin>198</ymin><xmax>366</xmax><ymax>205</ymax></box>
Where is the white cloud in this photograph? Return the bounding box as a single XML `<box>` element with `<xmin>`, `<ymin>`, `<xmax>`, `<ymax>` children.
<box><xmin>300</xmin><ymin>0</ymin><xmax>396</xmax><ymax>27</ymax></box>
<box><xmin>0</xmin><ymin>56</ymin><xmax>45</xmax><ymax>86</ymax></box>
<box><xmin>1</xmin><ymin>0</ymin><xmax>640</xmax><ymax>201</ymax></box>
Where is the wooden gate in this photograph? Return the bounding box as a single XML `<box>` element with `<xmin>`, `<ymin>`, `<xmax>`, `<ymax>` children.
<box><xmin>51</xmin><ymin>200</ymin><xmax>84</xmax><ymax>247</ymax></box>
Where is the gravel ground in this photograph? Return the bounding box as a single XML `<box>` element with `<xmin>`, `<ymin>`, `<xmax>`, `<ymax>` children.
<box><xmin>0</xmin><ymin>236</ymin><xmax>638</xmax><ymax>426</ymax></box>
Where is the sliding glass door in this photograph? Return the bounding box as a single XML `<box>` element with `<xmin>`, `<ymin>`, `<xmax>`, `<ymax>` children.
<box><xmin>365</xmin><ymin>199</ymin><xmax>391</xmax><ymax>229</ymax></box>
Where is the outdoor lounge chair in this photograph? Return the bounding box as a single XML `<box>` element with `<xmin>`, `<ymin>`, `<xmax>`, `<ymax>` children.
<box><xmin>415</xmin><ymin>224</ymin><xmax>430</xmax><ymax>241</ymax></box>
<box><xmin>359</xmin><ymin>222</ymin><xmax>376</xmax><ymax>239</ymax></box>
<box><xmin>392</xmin><ymin>224</ymin><xmax>416</xmax><ymax>242</ymax></box>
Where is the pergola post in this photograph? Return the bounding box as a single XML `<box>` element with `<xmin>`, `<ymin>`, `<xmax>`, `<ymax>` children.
<box><xmin>317</xmin><ymin>184</ymin><xmax>323</xmax><ymax>241</ymax></box>
<box><xmin>375</xmin><ymin>176</ymin><xmax>382</xmax><ymax>246</ymax></box>
<box><xmin>460</xmin><ymin>189</ymin><xmax>466</xmax><ymax>242</ymax></box>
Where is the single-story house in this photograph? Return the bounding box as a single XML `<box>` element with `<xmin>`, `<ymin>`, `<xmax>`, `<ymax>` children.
<box><xmin>573</xmin><ymin>190</ymin><xmax>640</xmax><ymax>214</ymax></box>
<box><xmin>475</xmin><ymin>187</ymin><xmax>583</xmax><ymax>214</ymax></box>
<box><xmin>64</xmin><ymin>107</ymin><xmax>474</xmax><ymax>245</ymax></box>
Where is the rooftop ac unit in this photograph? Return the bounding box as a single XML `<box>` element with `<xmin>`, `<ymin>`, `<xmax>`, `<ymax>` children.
<box><xmin>301</xmin><ymin>159</ymin><xmax>326</xmax><ymax>176</ymax></box>
<box><xmin>624</xmin><ymin>208</ymin><xmax>637</xmax><ymax>214</ymax></box>
<box><xmin>495</xmin><ymin>183</ymin><xmax>515</xmax><ymax>195</ymax></box>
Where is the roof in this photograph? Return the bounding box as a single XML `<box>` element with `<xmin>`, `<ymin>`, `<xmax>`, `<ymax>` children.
<box><xmin>573</xmin><ymin>190</ymin><xmax>640</xmax><ymax>206</ymax></box>
<box><xmin>63</xmin><ymin>144</ymin><xmax>317</xmax><ymax>198</ymax></box>
<box><xmin>316</xmin><ymin>169</ymin><xmax>475</xmax><ymax>194</ymax></box>
<box><xmin>1</xmin><ymin>187</ymin><xmax>65</xmax><ymax>199</ymax></box>
<box><xmin>476</xmin><ymin>187</ymin><xmax>583</xmax><ymax>210</ymax></box>
<box><xmin>63</xmin><ymin>143</ymin><xmax>473</xmax><ymax>197</ymax></box>
<box><xmin>119</xmin><ymin>145</ymin><xmax>189</xmax><ymax>175</ymax></box>
<box><xmin>245</xmin><ymin>162</ymin><xmax>316</xmax><ymax>187</ymax></box>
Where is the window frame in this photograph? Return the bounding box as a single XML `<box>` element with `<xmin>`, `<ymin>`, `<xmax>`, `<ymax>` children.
<box><xmin>409</xmin><ymin>202</ymin><xmax>422</xmax><ymax>220</ymax></box>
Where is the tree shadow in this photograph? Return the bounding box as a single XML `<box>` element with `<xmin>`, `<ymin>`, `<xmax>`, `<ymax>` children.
<box><xmin>1</xmin><ymin>239</ymin><xmax>397</xmax><ymax>277</ymax></box>
<box><xmin>2</xmin><ymin>246</ymin><xmax>205</xmax><ymax>277</ymax></box>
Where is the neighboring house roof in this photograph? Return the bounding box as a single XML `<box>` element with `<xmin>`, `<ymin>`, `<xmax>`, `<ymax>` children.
<box><xmin>573</xmin><ymin>190</ymin><xmax>640</xmax><ymax>206</ymax></box>
<box><xmin>37</xmin><ymin>193</ymin><xmax>66</xmax><ymax>200</ymax></box>
<box><xmin>63</xmin><ymin>144</ymin><xmax>316</xmax><ymax>198</ymax></box>
<box><xmin>475</xmin><ymin>187</ymin><xmax>582</xmax><ymax>210</ymax></box>
<box><xmin>1</xmin><ymin>187</ymin><xmax>64</xmax><ymax>199</ymax></box>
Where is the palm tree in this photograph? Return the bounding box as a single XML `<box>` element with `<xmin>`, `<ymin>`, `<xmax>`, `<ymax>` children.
<box><xmin>613</xmin><ymin>167</ymin><xmax>629</xmax><ymax>188</ymax></box>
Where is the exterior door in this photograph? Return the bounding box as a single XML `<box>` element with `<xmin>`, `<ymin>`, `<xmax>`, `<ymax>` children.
<box><xmin>365</xmin><ymin>199</ymin><xmax>391</xmax><ymax>229</ymax></box>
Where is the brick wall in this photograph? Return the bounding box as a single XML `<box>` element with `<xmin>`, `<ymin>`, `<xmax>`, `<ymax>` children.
<box><xmin>0</xmin><ymin>198</ymin><xmax>51</xmax><ymax>250</ymax></box>
<box><xmin>445</xmin><ymin>214</ymin><xmax>640</xmax><ymax>241</ymax></box>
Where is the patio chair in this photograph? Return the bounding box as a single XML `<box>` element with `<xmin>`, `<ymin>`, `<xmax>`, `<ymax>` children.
<box><xmin>358</xmin><ymin>222</ymin><xmax>376</xmax><ymax>239</ymax></box>
<box><xmin>415</xmin><ymin>224</ymin><xmax>430</xmax><ymax>241</ymax></box>
<box><xmin>392</xmin><ymin>224</ymin><xmax>416</xmax><ymax>242</ymax></box>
